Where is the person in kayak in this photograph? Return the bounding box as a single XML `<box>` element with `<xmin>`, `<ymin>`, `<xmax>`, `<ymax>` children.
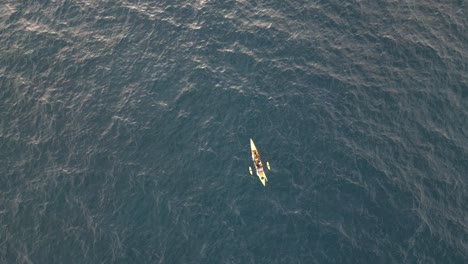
<box><xmin>252</xmin><ymin>151</ymin><xmax>260</xmax><ymax>167</ymax></box>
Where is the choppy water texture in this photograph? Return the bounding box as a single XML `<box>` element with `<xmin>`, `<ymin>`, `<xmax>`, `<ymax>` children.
<box><xmin>1</xmin><ymin>1</ymin><xmax>468</xmax><ymax>263</ymax></box>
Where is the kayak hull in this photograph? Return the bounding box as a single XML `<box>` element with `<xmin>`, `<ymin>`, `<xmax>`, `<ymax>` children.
<box><xmin>250</xmin><ymin>138</ymin><xmax>267</xmax><ymax>186</ymax></box>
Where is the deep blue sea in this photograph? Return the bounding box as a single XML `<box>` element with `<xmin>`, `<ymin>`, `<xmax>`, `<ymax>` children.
<box><xmin>1</xmin><ymin>1</ymin><xmax>467</xmax><ymax>263</ymax></box>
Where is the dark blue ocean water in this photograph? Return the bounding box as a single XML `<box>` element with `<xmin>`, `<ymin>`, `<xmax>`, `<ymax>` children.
<box><xmin>1</xmin><ymin>1</ymin><xmax>467</xmax><ymax>263</ymax></box>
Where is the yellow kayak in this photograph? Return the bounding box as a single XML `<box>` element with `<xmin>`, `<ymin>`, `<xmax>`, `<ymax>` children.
<box><xmin>250</xmin><ymin>138</ymin><xmax>268</xmax><ymax>186</ymax></box>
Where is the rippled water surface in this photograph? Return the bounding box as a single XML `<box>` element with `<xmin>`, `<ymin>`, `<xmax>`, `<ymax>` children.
<box><xmin>1</xmin><ymin>1</ymin><xmax>467</xmax><ymax>263</ymax></box>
